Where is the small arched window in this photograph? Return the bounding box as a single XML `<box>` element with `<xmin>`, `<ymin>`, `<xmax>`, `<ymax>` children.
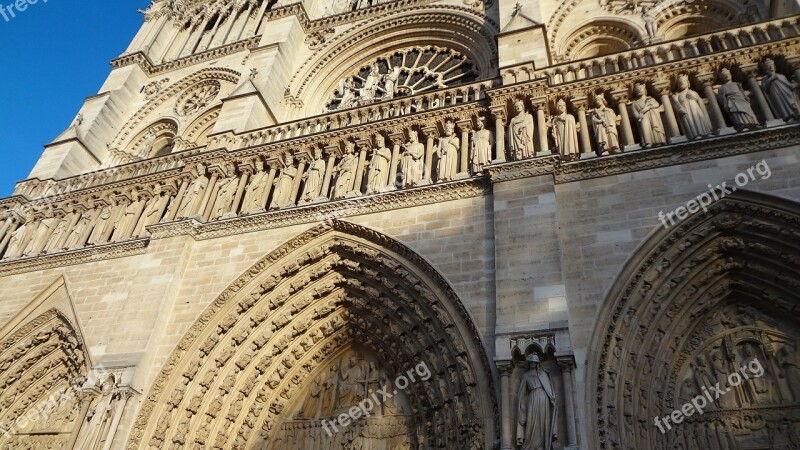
<box><xmin>129</xmin><ymin>120</ymin><xmax>179</xmax><ymax>160</ymax></box>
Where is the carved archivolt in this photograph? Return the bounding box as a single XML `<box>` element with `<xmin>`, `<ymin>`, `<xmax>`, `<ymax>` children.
<box><xmin>0</xmin><ymin>309</ymin><xmax>90</xmax><ymax>448</ymax></box>
<box><xmin>560</xmin><ymin>19</ymin><xmax>644</xmax><ymax>60</ymax></box>
<box><xmin>588</xmin><ymin>191</ymin><xmax>800</xmax><ymax>449</ymax></box>
<box><xmin>126</xmin><ymin>220</ymin><xmax>498</xmax><ymax>449</ymax></box>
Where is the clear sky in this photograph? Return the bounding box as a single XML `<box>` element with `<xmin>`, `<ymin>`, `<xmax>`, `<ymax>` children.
<box><xmin>0</xmin><ymin>0</ymin><xmax>150</xmax><ymax>197</ymax></box>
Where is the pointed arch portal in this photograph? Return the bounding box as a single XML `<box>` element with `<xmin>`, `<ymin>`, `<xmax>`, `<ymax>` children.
<box><xmin>127</xmin><ymin>220</ymin><xmax>498</xmax><ymax>449</ymax></box>
<box><xmin>589</xmin><ymin>191</ymin><xmax>800</xmax><ymax>449</ymax></box>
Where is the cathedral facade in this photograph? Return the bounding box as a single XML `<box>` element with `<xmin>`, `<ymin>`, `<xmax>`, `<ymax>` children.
<box><xmin>0</xmin><ymin>0</ymin><xmax>799</xmax><ymax>448</ymax></box>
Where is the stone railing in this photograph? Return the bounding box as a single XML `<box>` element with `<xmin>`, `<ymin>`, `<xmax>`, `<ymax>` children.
<box><xmin>1</xmin><ymin>44</ymin><xmax>799</xmax><ymax>264</ymax></box>
<box><xmin>502</xmin><ymin>16</ymin><xmax>800</xmax><ymax>86</ymax></box>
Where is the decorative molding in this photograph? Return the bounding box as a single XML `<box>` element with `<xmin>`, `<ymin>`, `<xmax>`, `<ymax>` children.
<box><xmin>0</xmin><ymin>239</ymin><xmax>149</xmax><ymax>277</ymax></box>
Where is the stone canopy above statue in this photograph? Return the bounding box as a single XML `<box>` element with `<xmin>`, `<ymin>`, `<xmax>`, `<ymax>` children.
<box><xmin>326</xmin><ymin>46</ymin><xmax>479</xmax><ymax>112</ymax></box>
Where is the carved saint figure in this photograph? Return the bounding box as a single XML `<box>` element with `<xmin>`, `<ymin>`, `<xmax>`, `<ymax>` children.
<box><xmin>301</xmin><ymin>148</ymin><xmax>326</xmax><ymax>203</ymax></box>
<box><xmin>470</xmin><ymin>116</ymin><xmax>493</xmax><ymax>174</ymax></box>
<box><xmin>74</xmin><ymin>375</ymin><xmax>120</xmax><ymax>450</ymax></box>
<box><xmin>400</xmin><ymin>130</ymin><xmax>425</xmax><ymax>188</ymax></box>
<box><xmin>436</xmin><ymin>121</ymin><xmax>459</xmax><ymax>182</ymax></box>
<box><xmin>383</xmin><ymin>66</ymin><xmax>401</xmax><ymax>100</ymax></box>
<box><xmin>517</xmin><ymin>353</ymin><xmax>557</xmax><ymax>450</ymax></box>
<box><xmin>242</xmin><ymin>159</ymin><xmax>270</xmax><ymax>214</ymax></box>
<box><xmin>761</xmin><ymin>58</ymin><xmax>800</xmax><ymax>121</ymax></box>
<box><xmin>65</xmin><ymin>208</ymin><xmax>97</xmax><ymax>249</ymax></box>
<box><xmin>590</xmin><ymin>95</ymin><xmax>621</xmax><ymax>155</ymax></box>
<box><xmin>717</xmin><ymin>68</ymin><xmax>759</xmax><ymax>131</ymax></box>
<box><xmin>333</xmin><ymin>142</ymin><xmax>359</xmax><ymax>199</ymax></box>
<box><xmin>22</xmin><ymin>212</ymin><xmax>56</xmax><ymax>257</ymax></box>
<box><xmin>337</xmin><ymin>356</ymin><xmax>367</xmax><ymax>411</ymax></box>
<box><xmin>359</xmin><ymin>64</ymin><xmax>382</xmax><ymax>104</ymax></box>
<box><xmin>366</xmin><ymin>135</ymin><xmax>391</xmax><ymax>194</ymax></box>
<box><xmin>44</xmin><ymin>214</ymin><xmax>72</xmax><ymax>253</ymax></box>
<box><xmin>270</xmin><ymin>153</ymin><xmax>298</xmax><ymax>210</ymax></box>
<box><xmin>113</xmin><ymin>190</ymin><xmax>146</xmax><ymax>241</ymax></box>
<box><xmin>642</xmin><ymin>6</ymin><xmax>657</xmax><ymax>41</ymax></box>
<box><xmin>5</xmin><ymin>220</ymin><xmax>31</xmax><ymax>258</ymax></box>
<box><xmin>508</xmin><ymin>99</ymin><xmax>536</xmax><ymax>160</ymax></box>
<box><xmin>176</xmin><ymin>164</ymin><xmax>209</xmax><ymax>219</ymax></box>
<box><xmin>211</xmin><ymin>164</ymin><xmax>239</xmax><ymax>219</ymax></box>
<box><xmin>672</xmin><ymin>74</ymin><xmax>714</xmax><ymax>139</ymax></box>
<box><xmin>551</xmin><ymin>99</ymin><xmax>580</xmax><ymax>160</ymax></box>
<box><xmin>630</xmin><ymin>83</ymin><xmax>667</xmax><ymax>147</ymax></box>
<box><xmin>139</xmin><ymin>128</ymin><xmax>157</xmax><ymax>159</ymax></box>
<box><xmin>339</xmin><ymin>78</ymin><xmax>357</xmax><ymax>110</ymax></box>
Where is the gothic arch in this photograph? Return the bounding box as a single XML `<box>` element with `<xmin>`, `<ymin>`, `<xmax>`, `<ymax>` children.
<box><xmin>288</xmin><ymin>5</ymin><xmax>498</xmax><ymax>116</ymax></box>
<box><xmin>559</xmin><ymin>19</ymin><xmax>644</xmax><ymax>61</ymax></box>
<box><xmin>126</xmin><ymin>220</ymin><xmax>499</xmax><ymax>449</ymax></box>
<box><xmin>653</xmin><ymin>0</ymin><xmax>749</xmax><ymax>40</ymax></box>
<box><xmin>0</xmin><ymin>278</ymin><xmax>91</xmax><ymax>448</ymax></box>
<box><xmin>126</xmin><ymin>119</ymin><xmax>179</xmax><ymax>160</ymax></box>
<box><xmin>180</xmin><ymin>106</ymin><xmax>222</xmax><ymax>150</ymax></box>
<box><xmin>108</xmin><ymin>68</ymin><xmax>240</xmax><ymax>152</ymax></box>
<box><xmin>588</xmin><ymin>191</ymin><xmax>800</xmax><ymax>449</ymax></box>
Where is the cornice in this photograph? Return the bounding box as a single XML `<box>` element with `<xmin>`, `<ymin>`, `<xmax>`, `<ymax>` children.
<box><xmin>111</xmin><ymin>37</ymin><xmax>260</xmax><ymax>76</ymax></box>
<box><xmin>484</xmin><ymin>155</ymin><xmax>560</xmax><ymax>183</ymax></box>
<box><xmin>0</xmin><ymin>239</ymin><xmax>149</xmax><ymax>277</ymax></box>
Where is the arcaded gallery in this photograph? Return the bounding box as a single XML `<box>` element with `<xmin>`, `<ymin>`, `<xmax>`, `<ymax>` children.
<box><xmin>0</xmin><ymin>0</ymin><xmax>799</xmax><ymax>448</ymax></box>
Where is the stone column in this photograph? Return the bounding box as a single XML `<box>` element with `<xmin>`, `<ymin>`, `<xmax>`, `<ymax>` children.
<box><xmin>0</xmin><ymin>219</ymin><xmax>18</xmax><ymax>256</ymax></box>
<box><xmin>610</xmin><ymin>89</ymin><xmax>637</xmax><ymax>149</ymax></box>
<box><xmin>489</xmin><ymin>106</ymin><xmax>507</xmax><ymax>163</ymax></box>
<box><xmin>498</xmin><ymin>361</ymin><xmax>514</xmax><ymax>450</ymax></box>
<box><xmin>352</xmin><ymin>144</ymin><xmax>368</xmax><ymax>194</ymax></box>
<box><xmin>532</xmin><ymin>98</ymin><xmax>550</xmax><ymax>154</ymax></box>
<box><xmin>164</xmin><ymin>178</ymin><xmax>190</xmax><ymax>222</ymax></box>
<box><xmin>696</xmin><ymin>74</ymin><xmax>727</xmax><ymax>132</ymax></box>
<box><xmin>230</xmin><ymin>166</ymin><xmax>251</xmax><ymax>217</ymax></box>
<box><xmin>741</xmin><ymin>64</ymin><xmax>776</xmax><ymax>123</ymax></box>
<box><xmin>571</xmin><ymin>96</ymin><xmax>593</xmax><ymax>155</ymax></box>
<box><xmin>652</xmin><ymin>80</ymin><xmax>682</xmax><ymax>141</ymax></box>
<box><xmin>200</xmin><ymin>171</ymin><xmax>221</xmax><ymax>222</ymax></box>
<box><xmin>290</xmin><ymin>158</ymin><xmax>307</xmax><ymax>205</ymax></box>
<box><xmin>421</xmin><ymin>125</ymin><xmax>438</xmax><ymax>184</ymax></box>
<box><xmin>100</xmin><ymin>390</ymin><xmax>134</xmax><ymax>450</ymax></box>
<box><xmin>456</xmin><ymin>119</ymin><xmax>472</xmax><ymax>178</ymax></box>
<box><xmin>66</xmin><ymin>389</ymin><xmax>96</xmax><ymax>449</ymax></box>
<box><xmin>321</xmin><ymin>146</ymin><xmax>338</xmax><ymax>199</ymax></box>
<box><xmin>557</xmin><ymin>357</ymin><xmax>579</xmax><ymax>449</ymax></box>
<box><xmin>0</xmin><ymin>217</ymin><xmax>14</xmax><ymax>250</ymax></box>
<box><xmin>388</xmin><ymin>131</ymin><xmax>404</xmax><ymax>190</ymax></box>
<box><xmin>261</xmin><ymin>164</ymin><xmax>278</xmax><ymax>210</ymax></box>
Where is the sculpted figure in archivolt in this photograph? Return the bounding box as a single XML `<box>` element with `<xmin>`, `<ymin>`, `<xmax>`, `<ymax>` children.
<box><xmin>517</xmin><ymin>353</ymin><xmax>557</xmax><ymax>450</ymax></box>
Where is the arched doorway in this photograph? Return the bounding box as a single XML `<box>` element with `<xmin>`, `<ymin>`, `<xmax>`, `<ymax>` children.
<box><xmin>588</xmin><ymin>191</ymin><xmax>800</xmax><ymax>449</ymax></box>
<box><xmin>127</xmin><ymin>220</ymin><xmax>498</xmax><ymax>449</ymax></box>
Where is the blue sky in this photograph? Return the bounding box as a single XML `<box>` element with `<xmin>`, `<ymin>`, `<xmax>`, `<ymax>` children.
<box><xmin>0</xmin><ymin>0</ymin><xmax>150</xmax><ymax>196</ymax></box>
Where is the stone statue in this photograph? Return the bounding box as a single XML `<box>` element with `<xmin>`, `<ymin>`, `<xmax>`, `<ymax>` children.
<box><xmin>517</xmin><ymin>353</ymin><xmax>557</xmax><ymax>450</ymax></box>
<box><xmin>399</xmin><ymin>130</ymin><xmax>425</xmax><ymax>188</ymax></box>
<box><xmin>590</xmin><ymin>95</ymin><xmax>621</xmax><ymax>155</ymax></box>
<box><xmin>137</xmin><ymin>186</ymin><xmax>170</xmax><ymax>234</ymax></box>
<box><xmin>333</xmin><ymin>142</ymin><xmax>359</xmax><ymax>199</ymax></box>
<box><xmin>436</xmin><ymin>121</ymin><xmax>459</xmax><ymax>182</ymax></box>
<box><xmin>87</xmin><ymin>202</ymin><xmax>112</xmax><ymax>245</ymax></box>
<box><xmin>139</xmin><ymin>128</ymin><xmax>157</xmax><ymax>159</ymax></box>
<box><xmin>270</xmin><ymin>154</ymin><xmax>298</xmax><ymax>210</ymax></box>
<box><xmin>761</xmin><ymin>58</ymin><xmax>800</xmax><ymax>121</ymax></box>
<box><xmin>366</xmin><ymin>135</ymin><xmax>391</xmax><ymax>194</ymax></box>
<box><xmin>339</xmin><ymin>78</ymin><xmax>357</xmax><ymax>110</ymax></box>
<box><xmin>717</xmin><ymin>68</ymin><xmax>759</xmax><ymax>131</ymax></box>
<box><xmin>211</xmin><ymin>164</ymin><xmax>239</xmax><ymax>219</ymax></box>
<box><xmin>630</xmin><ymin>83</ymin><xmax>667</xmax><ymax>147</ymax></box>
<box><xmin>508</xmin><ymin>99</ymin><xmax>536</xmax><ymax>160</ymax></box>
<box><xmin>642</xmin><ymin>6</ymin><xmax>657</xmax><ymax>41</ymax></box>
<box><xmin>359</xmin><ymin>64</ymin><xmax>382</xmax><ymax>104</ymax></box>
<box><xmin>74</xmin><ymin>375</ymin><xmax>120</xmax><ymax>449</ymax></box>
<box><xmin>321</xmin><ymin>365</ymin><xmax>340</xmax><ymax>417</ymax></box>
<box><xmin>298</xmin><ymin>373</ymin><xmax>325</xmax><ymax>419</ymax></box>
<box><xmin>113</xmin><ymin>190</ymin><xmax>145</xmax><ymax>241</ymax></box>
<box><xmin>672</xmin><ymin>74</ymin><xmax>714</xmax><ymax>139</ymax></box>
<box><xmin>551</xmin><ymin>99</ymin><xmax>580</xmax><ymax>160</ymax></box>
<box><xmin>337</xmin><ymin>356</ymin><xmax>367</xmax><ymax>412</ymax></box>
<box><xmin>44</xmin><ymin>214</ymin><xmax>72</xmax><ymax>253</ymax></box>
<box><xmin>470</xmin><ymin>116</ymin><xmax>493</xmax><ymax>174</ymax></box>
<box><xmin>176</xmin><ymin>164</ymin><xmax>209</xmax><ymax>219</ymax></box>
<box><xmin>301</xmin><ymin>148</ymin><xmax>326</xmax><ymax>203</ymax></box>
<box><xmin>383</xmin><ymin>66</ymin><xmax>401</xmax><ymax>100</ymax></box>
<box><xmin>242</xmin><ymin>159</ymin><xmax>270</xmax><ymax>214</ymax></box>
<box><xmin>64</xmin><ymin>208</ymin><xmax>97</xmax><ymax>249</ymax></box>
<box><xmin>5</xmin><ymin>220</ymin><xmax>31</xmax><ymax>258</ymax></box>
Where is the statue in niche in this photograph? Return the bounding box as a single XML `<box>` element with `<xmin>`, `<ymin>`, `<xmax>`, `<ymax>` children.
<box><xmin>270</xmin><ymin>153</ymin><xmax>298</xmax><ymax>210</ymax></box>
<box><xmin>761</xmin><ymin>58</ymin><xmax>800</xmax><ymax>121</ymax></box>
<box><xmin>242</xmin><ymin>159</ymin><xmax>270</xmax><ymax>214</ymax></box>
<box><xmin>642</xmin><ymin>6</ymin><xmax>657</xmax><ymax>42</ymax></box>
<box><xmin>517</xmin><ymin>353</ymin><xmax>557</xmax><ymax>450</ymax></box>
<box><xmin>399</xmin><ymin>130</ymin><xmax>425</xmax><ymax>188</ymax></box>
<box><xmin>112</xmin><ymin>190</ymin><xmax>145</xmax><ymax>241</ymax></box>
<box><xmin>776</xmin><ymin>344</ymin><xmax>800</xmax><ymax>402</ymax></box>
<box><xmin>672</xmin><ymin>74</ymin><xmax>714</xmax><ymax>139</ymax></box>
<box><xmin>138</xmin><ymin>128</ymin><xmax>157</xmax><ymax>159</ymax></box>
<box><xmin>333</xmin><ymin>142</ymin><xmax>359</xmax><ymax>199</ymax></box>
<box><xmin>44</xmin><ymin>214</ymin><xmax>72</xmax><ymax>253</ymax></box>
<box><xmin>630</xmin><ymin>83</ymin><xmax>667</xmax><ymax>147</ymax></box>
<box><xmin>366</xmin><ymin>135</ymin><xmax>391</xmax><ymax>194</ymax></box>
<box><xmin>711</xmin><ymin>352</ymin><xmax>737</xmax><ymax>408</ymax></box>
<box><xmin>87</xmin><ymin>199</ymin><xmax>115</xmax><ymax>245</ymax></box>
<box><xmin>22</xmin><ymin>210</ymin><xmax>57</xmax><ymax>257</ymax></box>
<box><xmin>176</xmin><ymin>164</ymin><xmax>209</xmax><ymax>219</ymax></box>
<box><xmin>508</xmin><ymin>98</ymin><xmax>535</xmax><ymax>160</ymax></box>
<box><xmin>64</xmin><ymin>208</ymin><xmax>97</xmax><ymax>249</ymax></box>
<box><xmin>298</xmin><ymin>372</ymin><xmax>325</xmax><ymax>419</ymax></box>
<box><xmin>436</xmin><ymin>121</ymin><xmax>459</xmax><ymax>182</ymax></box>
<box><xmin>590</xmin><ymin>95</ymin><xmax>621</xmax><ymax>155</ymax></box>
<box><xmin>717</xmin><ymin>68</ymin><xmax>760</xmax><ymax>131</ymax></box>
<box><xmin>74</xmin><ymin>375</ymin><xmax>121</xmax><ymax>449</ymax></box>
<box><xmin>136</xmin><ymin>185</ymin><xmax>170</xmax><ymax>234</ymax></box>
<box><xmin>320</xmin><ymin>365</ymin><xmax>340</xmax><ymax>417</ymax></box>
<box><xmin>359</xmin><ymin>64</ymin><xmax>382</xmax><ymax>104</ymax></box>
<box><xmin>338</xmin><ymin>78</ymin><xmax>358</xmax><ymax>110</ymax></box>
<box><xmin>4</xmin><ymin>219</ymin><xmax>31</xmax><ymax>258</ymax></box>
<box><xmin>470</xmin><ymin>116</ymin><xmax>493</xmax><ymax>174</ymax></box>
<box><xmin>551</xmin><ymin>99</ymin><xmax>580</xmax><ymax>160</ymax></box>
<box><xmin>210</xmin><ymin>163</ymin><xmax>239</xmax><ymax>219</ymax></box>
<box><xmin>337</xmin><ymin>356</ymin><xmax>368</xmax><ymax>412</ymax></box>
<box><xmin>383</xmin><ymin>66</ymin><xmax>401</xmax><ymax>100</ymax></box>
<box><xmin>301</xmin><ymin>148</ymin><xmax>326</xmax><ymax>203</ymax></box>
